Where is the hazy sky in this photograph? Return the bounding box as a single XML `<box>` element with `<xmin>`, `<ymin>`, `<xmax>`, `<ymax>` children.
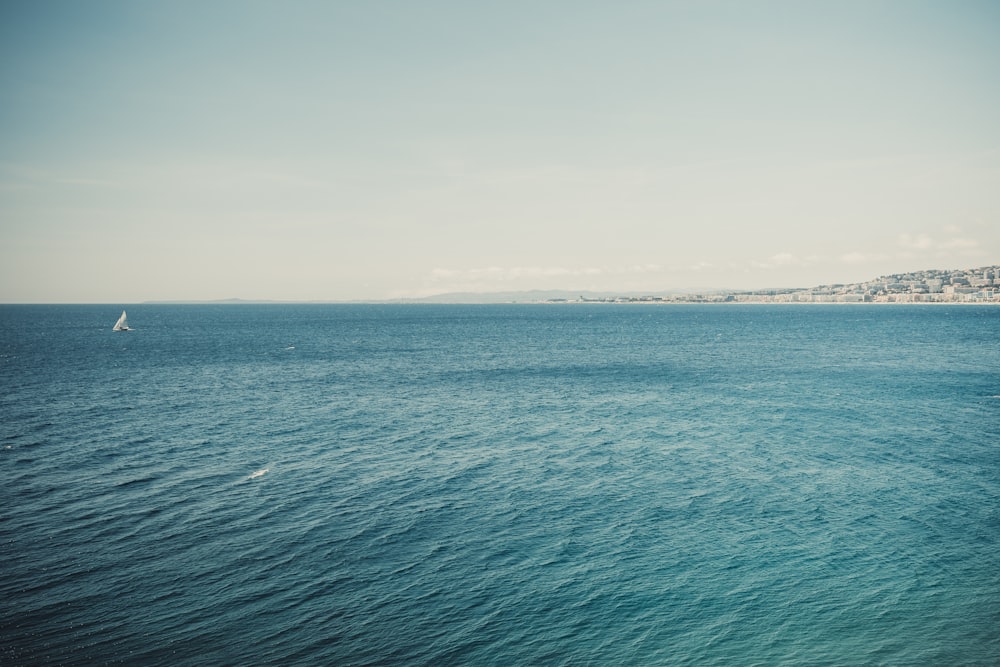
<box><xmin>2</xmin><ymin>1</ymin><xmax>998</xmax><ymax>302</ymax></box>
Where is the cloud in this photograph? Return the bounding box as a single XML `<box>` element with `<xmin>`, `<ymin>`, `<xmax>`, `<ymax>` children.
<box><xmin>897</xmin><ymin>233</ymin><xmax>934</xmax><ymax>250</ymax></box>
<box><xmin>942</xmin><ymin>237</ymin><xmax>979</xmax><ymax>249</ymax></box>
<box><xmin>840</xmin><ymin>251</ymin><xmax>891</xmax><ymax>264</ymax></box>
<box><xmin>751</xmin><ymin>253</ymin><xmax>816</xmax><ymax>269</ymax></box>
<box><xmin>428</xmin><ymin>264</ymin><xmax>663</xmax><ymax>283</ymax></box>
<box><xmin>430</xmin><ymin>268</ymin><xmax>461</xmax><ymax>279</ymax></box>
<box><xmin>53</xmin><ymin>176</ymin><xmax>122</xmax><ymax>188</ymax></box>
<box><xmin>429</xmin><ymin>266</ymin><xmax>588</xmax><ymax>284</ymax></box>
<box><xmin>894</xmin><ymin>230</ymin><xmax>982</xmax><ymax>257</ymax></box>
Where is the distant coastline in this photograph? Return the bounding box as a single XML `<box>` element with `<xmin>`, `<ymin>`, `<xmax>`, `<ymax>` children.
<box><xmin>406</xmin><ymin>264</ymin><xmax>1000</xmax><ymax>304</ymax></box>
<box><xmin>133</xmin><ymin>264</ymin><xmax>1000</xmax><ymax>305</ymax></box>
<box><xmin>565</xmin><ymin>264</ymin><xmax>1000</xmax><ymax>305</ymax></box>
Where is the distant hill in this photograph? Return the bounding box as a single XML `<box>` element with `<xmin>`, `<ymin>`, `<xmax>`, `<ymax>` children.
<box><xmin>395</xmin><ymin>289</ymin><xmax>695</xmax><ymax>304</ymax></box>
<box><xmin>142</xmin><ymin>298</ymin><xmax>291</xmax><ymax>304</ymax></box>
<box><xmin>402</xmin><ymin>264</ymin><xmax>1000</xmax><ymax>304</ymax></box>
<box><xmin>139</xmin><ymin>264</ymin><xmax>998</xmax><ymax>305</ymax></box>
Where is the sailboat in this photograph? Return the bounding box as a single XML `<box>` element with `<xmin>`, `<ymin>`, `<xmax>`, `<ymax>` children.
<box><xmin>112</xmin><ymin>310</ymin><xmax>130</xmax><ymax>332</ymax></box>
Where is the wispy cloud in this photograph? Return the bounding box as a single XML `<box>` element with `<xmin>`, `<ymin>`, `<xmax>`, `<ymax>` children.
<box><xmin>942</xmin><ymin>237</ymin><xmax>979</xmax><ymax>249</ymax></box>
<box><xmin>896</xmin><ymin>228</ymin><xmax>983</xmax><ymax>256</ymax></box>
<box><xmin>840</xmin><ymin>251</ymin><xmax>891</xmax><ymax>264</ymax></box>
<box><xmin>53</xmin><ymin>176</ymin><xmax>122</xmax><ymax>188</ymax></box>
<box><xmin>897</xmin><ymin>233</ymin><xmax>934</xmax><ymax>250</ymax></box>
<box><xmin>751</xmin><ymin>253</ymin><xmax>818</xmax><ymax>270</ymax></box>
<box><xmin>0</xmin><ymin>163</ymin><xmax>124</xmax><ymax>189</ymax></box>
<box><xmin>840</xmin><ymin>226</ymin><xmax>986</xmax><ymax>268</ymax></box>
<box><xmin>429</xmin><ymin>264</ymin><xmax>663</xmax><ymax>283</ymax></box>
<box><xmin>0</xmin><ymin>181</ymin><xmax>31</xmax><ymax>193</ymax></box>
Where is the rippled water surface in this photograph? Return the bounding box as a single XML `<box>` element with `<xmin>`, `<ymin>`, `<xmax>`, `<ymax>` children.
<box><xmin>2</xmin><ymin>304</ymin><xmax>998</xmax><ymax>665</ymax></box>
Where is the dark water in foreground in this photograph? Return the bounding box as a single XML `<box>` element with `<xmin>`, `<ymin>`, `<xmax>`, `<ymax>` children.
<box><xmin>2</xmin><ymin>304</ymin><xmax>998</xmax><ymax>665</ymax></box>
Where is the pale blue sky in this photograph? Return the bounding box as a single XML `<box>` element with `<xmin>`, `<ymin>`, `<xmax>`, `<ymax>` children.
<box><xmin>2</xmin><ymin>1</ymin><xmax>998</xmax><ymax>301</ymax></box>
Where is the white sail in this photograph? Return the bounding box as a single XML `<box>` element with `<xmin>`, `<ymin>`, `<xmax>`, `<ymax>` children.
<box><xmin>113</xmin><ymin>310</ymin><xmax>129</xmax><ymax>331</ymax></box>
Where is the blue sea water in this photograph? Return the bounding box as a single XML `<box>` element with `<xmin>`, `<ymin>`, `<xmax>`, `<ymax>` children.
<box><xmin>2</xmin><ymin>304</ymin><xmax>998</xmax><ymax>665</ymax></box>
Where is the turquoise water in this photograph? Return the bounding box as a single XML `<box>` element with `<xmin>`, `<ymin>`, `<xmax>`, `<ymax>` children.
<box><xmin>2</xmin><ymin>304</ymin><xmax>998</xmax><ymax>665</ymax></box>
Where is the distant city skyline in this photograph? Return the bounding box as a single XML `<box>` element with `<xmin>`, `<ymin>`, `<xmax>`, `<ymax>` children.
<box><xmin>544</xmin><ymin>264</ymin><xmax>1000</xmax><ymax>304</ymax></box>
<box><xmin>2</xmin><ymin>1</ymin><xmax>998</xmax><ymax>303</ymax></box>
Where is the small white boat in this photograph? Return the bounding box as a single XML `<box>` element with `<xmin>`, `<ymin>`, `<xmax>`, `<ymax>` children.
<box><xmin>113</xmin><ymin>310</ymin><xmax>130</xmax><ymax>331</ymax></box>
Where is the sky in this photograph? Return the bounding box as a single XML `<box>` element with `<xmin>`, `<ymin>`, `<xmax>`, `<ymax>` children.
<box><xmin>1</xmin><ymin>0</ymin><xmax>998</xmax><ymax>302</ymax></box>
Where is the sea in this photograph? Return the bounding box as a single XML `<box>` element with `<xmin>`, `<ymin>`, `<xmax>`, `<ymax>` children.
<box><xmin>2</xmin><ymin>304</ymin><xmax>998</xmax><ymax>666</ymax></box>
